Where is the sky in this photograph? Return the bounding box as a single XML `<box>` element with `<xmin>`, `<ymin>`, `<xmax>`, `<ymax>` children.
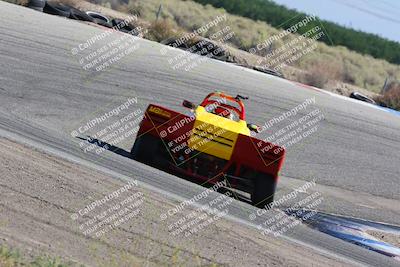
<box><xmin>273</xmin><ymin>0</ymin><xmax>400</xmax><ymax>43</ymax></box>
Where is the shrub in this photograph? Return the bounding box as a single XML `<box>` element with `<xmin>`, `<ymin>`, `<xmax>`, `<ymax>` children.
<box><xmin>0</xmin><ymin>245</ymin><xmax>74</xmax><ymax>267</ymax></box>
<box><xmin>374</xmin><ymin>81</ymin><xmax>400</xmax><ymax>111</ymax></box>
<box><xmin>0</xmin><ymin>246</ymin><xmax>22</xmax><ymax>267</ymax></box>
<box><xmin>301</xmin><ymin>60</ymin><xmax>343</xmax><ymax>88</ymax></box>
<box><xmin>145</xmin><ymin>19</ymin><xmax>179</xmax><ymax>42</ymax></box>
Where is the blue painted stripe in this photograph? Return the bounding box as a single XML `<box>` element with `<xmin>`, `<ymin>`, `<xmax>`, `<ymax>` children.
<box><xmin>286</xmin><ymin>209</ymin><xmax>400</xmax><ymax>259</ymax></box>
<box><xmin>375</xmin><ymin>106</ymin><xmax>400</xmax><ymax>116</ymax></box>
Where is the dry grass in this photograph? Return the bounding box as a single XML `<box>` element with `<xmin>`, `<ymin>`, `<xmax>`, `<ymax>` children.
<box><xmin>374</xmin><ymin>81</ymin><xmax>400</xmax><ymax>111</ymax></box>
<box><xmin>121</xmin><ymin>0</ymin><xmax>400</xmax><ymax>93</ymax></box>
<box><xmin>0</xmin><ymin>245</ymin><xmax>74</xmax><ymax>267</ymax></box>
<box><xmin>0</xmin><ymin>246</ymin><xmax>21</xmax><ymax>267</ymax></box>
<box><xmin>300</xmin><ymin>60</ymin><xmax>343</xmax><ymax>89</ymax></box>
<box><xmin>3</xmin><ymin>0</ymin><xmax>28</xmax><ymax>5</ymax></box>
<box><xmin>145</xmin><ymin>19</ymin><xmax>181</xmax><ymax>42</ymax></box>
<box><xmin>10</xmin><ymin>0</ymin><xmax>400</xmax><ymax>102</ymax></box>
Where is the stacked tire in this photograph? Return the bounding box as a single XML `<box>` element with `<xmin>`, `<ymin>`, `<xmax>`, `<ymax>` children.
<box><xmin>43</xmin><ymin>2</ymin><xmax>70</xmax><ymax>17</ymax></box>
<box><xmin>69</xmin><ymin>7</ymin><xmax>95</xmax><ymax>22</ymax></box>
<box><xmin>85</xmin><ymin>11</ymin><xmax>112</xmax><ymax>28</ymax></box>
<box><xmin>27</xmin><ymin>0</ymin><xmax>45</xmax><ymax>12</ymax></box>
<box><xmin>27</xmin><ymin>1</ymin><xmax>137</xmax><ymax>35</ymax></box>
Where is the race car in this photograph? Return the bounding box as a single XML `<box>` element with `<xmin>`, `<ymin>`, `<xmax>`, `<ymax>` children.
<box><xmin>131</xmin><ymin>92</ymin><xmax>285</xmax><ymax>208</ymax></box>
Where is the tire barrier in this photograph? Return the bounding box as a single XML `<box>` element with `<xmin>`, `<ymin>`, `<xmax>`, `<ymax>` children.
<box><xmin>27</xmin><ymin>0</ymin><xmax>45</xmax><ymax>12</ymax></box>
<box><xmin>350</xmin><ymin>91</ymin><xmax>376</xmax><ymax>104</ymax></box>
<box><xmin>43</xmin><ymin>1</ymin><xmax>70</xmax><ymax>17</ymax></box>
<box><xmin>41</xmin><ymin>3</ymin><xmax>134</xmax><ymax>33</ymax></box>
<box><xmin>69</xmin><ymin>7</ymin><xmax>95</xmax><ymax>22</ymax></box>
<box><xmin>86</xmin><ymin>11</ymin><xmax>112</xmax><ymax>28</ymax></box>
<box><xmin>112</xmin><ymin>18</ymin><xmax>136</xmax><ymax>34</ymax></box>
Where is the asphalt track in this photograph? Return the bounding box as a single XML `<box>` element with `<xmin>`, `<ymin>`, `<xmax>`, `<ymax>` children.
<box><xmin>1</xmin><ymin>1</ymin><xmax>400</xmax><ymax>266</ymax></box>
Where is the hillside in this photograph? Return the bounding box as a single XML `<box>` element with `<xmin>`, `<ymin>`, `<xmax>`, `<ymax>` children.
<box><xmin>7</xmin><ymin>0</ymin><xmax>400</xmax><ymax>108</ymax></box>
<box><xmin>192</xmin><ymin>0</ymin><xmax>400</xmax><ymax>65</ymax></box>
<box><xmin>102</xmin><ymin>0</ymin><xmax>400</xmax><ymax>94</ymax></box>
<box><xmin>122</xmin><ymin>0</ymin><xmax>400</xmax><ymax>98</ymax></box>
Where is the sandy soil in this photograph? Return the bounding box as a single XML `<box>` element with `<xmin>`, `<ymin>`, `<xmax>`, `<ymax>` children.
<box><xmin>0</xmin><ymin>138</ymin><xmax>351</xmax><ymax>266</ymax></box>
<box><xmin>367</xmin><ymin>230</ymin><xmax>400</xmax><ymax>249</ymax></box>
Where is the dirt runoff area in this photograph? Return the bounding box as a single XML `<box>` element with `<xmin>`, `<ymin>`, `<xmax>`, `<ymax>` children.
<box><xmin>0</xmin><ymin>138</ymin><xmax>349</xmax><ymax>266</ymax></box>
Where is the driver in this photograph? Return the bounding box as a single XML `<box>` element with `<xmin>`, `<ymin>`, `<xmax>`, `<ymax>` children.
<box><xmin>212</xmin><ymin>106</ymin><xmax>234</xmax><ymax>120</ymax></box>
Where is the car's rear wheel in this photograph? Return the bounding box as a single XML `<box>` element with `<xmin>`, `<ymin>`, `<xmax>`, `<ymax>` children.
<box><xmin>131</xmin><ymin>134</ymin><xmax>158</xmax><ymax>162</ymax></box>
<box><xmin>131</xmin><ymin>134</ymin><xmax>169</xmax><ymax>169</ymax></box>
<box><xmin>251</xmin><ymin>174</ymin><xmax>276</xmax><ymax>209</ymax></box>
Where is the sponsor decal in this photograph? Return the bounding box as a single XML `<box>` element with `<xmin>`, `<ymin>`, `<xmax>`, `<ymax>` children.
<box><xmin>148</xmin><ymin>105</ymin><xmax>171</xmax><ymax>118</ymax></box>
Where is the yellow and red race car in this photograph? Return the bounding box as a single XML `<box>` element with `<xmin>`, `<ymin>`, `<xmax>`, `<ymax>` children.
<box><xmin>131</xmin><ymin>92</ymin><xmax>285</xmax><ymax>208</ymax></box>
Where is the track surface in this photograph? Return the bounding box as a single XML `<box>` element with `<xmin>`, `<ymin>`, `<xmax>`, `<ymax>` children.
<box><xmin>1</xmin><ymin>2</ymin><xmax>400</xmax><ymax>266</ymax></box>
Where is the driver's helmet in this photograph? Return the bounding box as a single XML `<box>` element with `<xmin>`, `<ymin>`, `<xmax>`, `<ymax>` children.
<box><xmin>214</xmin><ymin>106</ymin><xmax>234</xmax><ymax>120</ymax></box>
